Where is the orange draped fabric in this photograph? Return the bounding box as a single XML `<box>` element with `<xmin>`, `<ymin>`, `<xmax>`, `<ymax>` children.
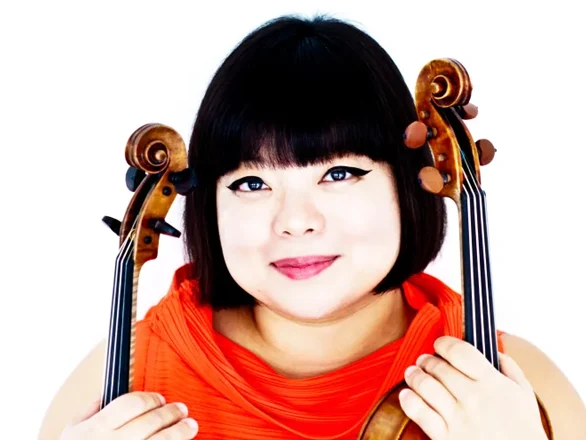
<box><xmin>133</xmin><ymin>264</ymin><xmax>505</xmax><ymax>439</ymax></box>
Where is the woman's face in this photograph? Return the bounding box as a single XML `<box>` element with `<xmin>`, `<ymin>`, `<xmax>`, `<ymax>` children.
<box><xmin>216</xmin><ymin>153</ymin><xmax>401</xmax><ymax>322</ymax></box>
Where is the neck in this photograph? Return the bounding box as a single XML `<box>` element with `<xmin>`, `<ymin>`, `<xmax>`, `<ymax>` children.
<box><xmin>214</xmin><ymin>287</ymin><xmax>415</xmax><ymax>378</ymax></box>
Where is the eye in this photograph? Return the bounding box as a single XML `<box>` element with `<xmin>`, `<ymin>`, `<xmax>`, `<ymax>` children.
<box><xmin>226</xmin><ymin>176</ymin><xmax>268</xmax><ymax>192</ymax></box>
<box><xmin>322</xmin><ymin>166</ymin><xmax>371</xmax><ymax>182</ymax></box>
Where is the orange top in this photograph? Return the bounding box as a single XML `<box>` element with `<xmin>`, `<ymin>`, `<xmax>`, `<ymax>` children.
<box><xmin>133</xmin><ymin>264</ymin><xmax>505</xmax><ymax>439</ymax></box>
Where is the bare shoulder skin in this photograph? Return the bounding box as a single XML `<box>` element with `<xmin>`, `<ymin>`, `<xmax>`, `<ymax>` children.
<box><xmin>501</xmin><ymin>333</ymin><xmax>586</xmax><ymax>439</ymax></box>
<box><xmin>38</xmin><ymin>339</ymin><xmax>106</xmax><ymax>440</ymax></box>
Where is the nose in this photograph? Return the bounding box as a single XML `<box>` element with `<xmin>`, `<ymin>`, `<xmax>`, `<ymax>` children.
<box><xmin>272</xmin><ymin>192</ymin><xmax>325</xmax><ymax>237</ymax></box>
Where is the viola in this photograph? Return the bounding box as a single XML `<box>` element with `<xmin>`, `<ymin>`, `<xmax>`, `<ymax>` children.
<box><xmin>357</xmin><ymin>58</ymin><xmax>553</xmax><ymax>439</ymax></box>
<box><xmin>99</xmin><ymin>123</ymin><xmax>197</xmax><ymax>409</ymax></box>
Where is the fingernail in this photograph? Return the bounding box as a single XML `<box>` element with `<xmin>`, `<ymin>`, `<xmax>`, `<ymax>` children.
<box><xmin>184</xmin><ymin>418</ymin><xmax>198</xmax><ymax>429</ymax></box>
<box><xmin>157</xmin><ymin>393</ymin><xmax>166</xmax><ymax>405</ymax></box>
<box><xmin>399</xmin><ymin>388</ymin><xmax>410</xmax><ymax>400</ymax></box>
<box><xmin>405</xmin><ymin>365</ymin><xmax>417</xmax><ymax>377</ymax></box>
<box><xmin>175</xmin><ymin>402</ymin><xmax>188</xmax><ymax>415</ymax></box>
<box><xmin>416</xmin><ymin>354</ymin><xmax>431</xmax><ymax>366</ymax></box>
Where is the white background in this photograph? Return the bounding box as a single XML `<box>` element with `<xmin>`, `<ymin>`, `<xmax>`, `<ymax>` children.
<box><xmin>1</xmin><ymin>1</ymin><xmax>584</xmax><ymax>438</ymax></box>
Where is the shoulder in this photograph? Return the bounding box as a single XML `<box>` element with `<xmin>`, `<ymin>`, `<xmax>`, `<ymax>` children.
<box><xmin>38</xmin><ymin>266</ymin><xmax>195</xmax><ymax>439</ymax></box>
<box><xmin>38</xmin><ymin>318</ymin><xmax>159</xmax><ymax>440</ymax></box>
<box><xmin>500</xmin><ymin>332</ymin><xmax>586</xmax><ymax>439</ymax></box>
<box><xmin>38</xmin><ymin>338</ymin><xmax>106</xmax><ymax>439</ymax></box>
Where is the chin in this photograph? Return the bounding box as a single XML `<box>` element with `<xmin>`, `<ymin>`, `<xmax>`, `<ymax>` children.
<box><xmin>263</xmin><ymin>286</ymin><xmax>362</xmax><ymax>322</ymax></box>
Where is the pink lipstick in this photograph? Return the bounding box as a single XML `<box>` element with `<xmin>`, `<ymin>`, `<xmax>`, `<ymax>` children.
<box><xmin>271</xmin><ymin>255</ymin><xmax>339</xmax><ymax>280</ymax></box>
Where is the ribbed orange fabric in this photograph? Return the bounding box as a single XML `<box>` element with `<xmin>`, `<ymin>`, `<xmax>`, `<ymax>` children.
<box><xmin>133</xmin><ymin>264</ymin><xmax>505</xmax><ymax>439</ymax></box>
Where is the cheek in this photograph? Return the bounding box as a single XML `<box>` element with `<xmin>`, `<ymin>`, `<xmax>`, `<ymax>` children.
<box><xmin>217</xmin><ymin>199</ymin><xmax>273</xmax><ymax>260</ymax></box>
<box><xmin>333</xmin><ymin>185</ymin><xmax>401</xmax><ymax>297</ymax></box>
<box><xmin>336</xmin><ymin>187</ymin><xmax>401</xmax><ymax>246</ymax></box>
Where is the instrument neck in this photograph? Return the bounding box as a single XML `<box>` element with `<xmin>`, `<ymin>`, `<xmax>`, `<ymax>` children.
<box><xmin>459</xmin><ymin>165</ymin><xmax>499</xmax><ymax>371</ymax></box>
<box><xmin>101</xmin><ymin>239</ymin><xmax>137</xmax><ymax>409</ymax></box>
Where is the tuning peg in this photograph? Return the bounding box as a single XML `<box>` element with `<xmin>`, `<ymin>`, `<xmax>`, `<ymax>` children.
<box><xmin>126</xmin><ymin>167</ymin><xmax>146</xmax><ymax>192</ymax></box>
<box><xmin>456</xmin><ymin>103</ymin><xmax>478</xmax><ymax>120</ymax></box>
<box><xmin>169</xmin><ymin>168</ymin><xmax>198</xmax><ymax>195</ymax></box>
<box><xmin>475</xmin><ymin>139</ymin><xmax>496</xmax><ymax>165</ymax></box>
<box><xmin>102</xmin><ymin>216</ymin><xmax>121</xmax><ymax>236</ymax></box>
<box><xmin>149</xmin><ymin>219</ymin><xmax>181</xmax><ymax>238</ymax></box>
<box><xmin>403</xmin><ymin>121</ymin><xmax>433</xmax><ymax>149</ymax></box>
<box><xmin>418</xmin><ymin>167</ymin><xmax>445</xmax><ymax>194</ymax></box>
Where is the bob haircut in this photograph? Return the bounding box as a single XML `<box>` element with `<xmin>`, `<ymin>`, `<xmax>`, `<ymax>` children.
<box><xmin>183</xmin><ymin>14</ymin><xmax>446</xmax><ymax>308</ymax></box>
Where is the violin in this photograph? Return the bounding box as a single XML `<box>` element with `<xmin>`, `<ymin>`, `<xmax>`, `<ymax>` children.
<box><xmin>357</xmin><ymin>58</ymin><xmax>554</xmax><ymax>439</ymax></box>
<box><xmin>99</xmin><ymin>123</ymin><xmax>197</xmax><ymax>409</ymax></box>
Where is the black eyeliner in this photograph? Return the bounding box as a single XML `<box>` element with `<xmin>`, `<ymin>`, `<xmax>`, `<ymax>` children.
<box><xmin>227</xmin><ymin>176</ymin><xmax>260</xmax><ymax>190</ymax></box>
<box><xmin>329</xmin><ymin>166</ymin><xmax>372</xmax><ymax>176</ymax></box>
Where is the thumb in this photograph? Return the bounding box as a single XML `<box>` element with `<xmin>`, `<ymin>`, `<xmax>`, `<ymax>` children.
<box><xmin>499</xmin><ymin>352</ymin><xmax>533</xmax><ymax>392</ymax></box>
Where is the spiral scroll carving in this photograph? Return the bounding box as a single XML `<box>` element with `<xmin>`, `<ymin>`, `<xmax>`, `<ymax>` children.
<box><xmin>125</xmin><ymin>123</ymin><xmax>187</xmax><ymax>174</ymax></box>
<box><xmin>416</xmin><ymin>58</ymin><xmax>472</xmax><ymax>110</ymax></box>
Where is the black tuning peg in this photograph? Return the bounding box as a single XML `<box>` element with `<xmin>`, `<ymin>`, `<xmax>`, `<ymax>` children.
<box><xmin>169</xmin><ymin>168</ymin><xmax>198</xmax><ymax>195</ymax></box>
<box><xmin>102</xmin><ymin>216</ymin><xmax>121</xmax><ymax>236</ymax></box>
<box><xmin>126</xmin><ymin>167</ymin><xmax>146</xmax><ymax>192</ymax></box>
<box><xmin>149</xmin><ymin>219</ymin><xmax>181</xmax><ymax>238</ymax></box>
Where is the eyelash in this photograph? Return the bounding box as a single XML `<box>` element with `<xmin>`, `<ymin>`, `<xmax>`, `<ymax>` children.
<box><xmin>226</xmin><ymin>166</ymin><xmax>372</xmax><ymax>192</ymax></box>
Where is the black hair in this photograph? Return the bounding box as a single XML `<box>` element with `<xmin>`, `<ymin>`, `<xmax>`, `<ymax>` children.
<box><xmin>183</xmin><ymin>14</ymin><xmax>446</xmax><ymax>308</ymax></box>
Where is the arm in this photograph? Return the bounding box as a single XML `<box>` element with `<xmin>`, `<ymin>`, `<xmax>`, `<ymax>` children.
<box><xmin>501</xmin><ymin>333</ymin><xmax>586</xmax><ymax>439</ymax></box>
<box><xmin>37</xmin><ymin>339</ymin><xmax>106</xmax><ymax>440</ymax></box>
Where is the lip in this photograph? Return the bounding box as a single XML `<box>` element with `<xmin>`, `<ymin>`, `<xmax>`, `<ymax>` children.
<box><xmin>271</xmin><ymin>255</ymin><xmax>339</xmax><ymax>280</ymax></box>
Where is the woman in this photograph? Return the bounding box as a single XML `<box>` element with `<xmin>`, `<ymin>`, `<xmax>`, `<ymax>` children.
<box><xmin>40</xmin><ymin>14</ymin><xmax>584</xmax><ymax>440</ymax></box>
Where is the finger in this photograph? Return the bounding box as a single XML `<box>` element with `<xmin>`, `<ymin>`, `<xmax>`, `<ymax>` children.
<box><xmin>93</xmin><ymin>392</ymin><xmax>166</xmax><ymax>429</ymax></box>
<box><xmin>116</xmin><ymin>402</ymin><xmax>189</xmax><ymax>439</ymax></box>
<box><xmin>416</xmin><ymin>353</ymin><xmax>474</xmax><ymax>402</ymax></box>
<box><xmin>434</xmin><ymin>336</ymin><xmax>495</xmax><ymax>381</ymax></box>
<box><xmin>399</xmin><ymin>387</ymin><xmax>447</xmax><ymax>440</ymax></box>
<box><xmin>405</xmin><ymin>364</ymin><xmax>458</xmax><ymax>425</ymax></box>
<box><xmin>498</xmin><ymin>352</ymin><xmax>533</xmax><ymax>392</ymax></box>
<box><xmin>150</xmin><ymin>417</ymin><xmax>199</xmax><ymax>440</ymax></box>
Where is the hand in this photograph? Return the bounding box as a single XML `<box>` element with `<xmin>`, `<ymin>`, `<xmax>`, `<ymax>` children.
<box><xmin>60</xmin><ymin>392</ymin><xmax>199</xmax><ymax>439</ymax></box>
<box><xmin>399</xmin><ymin>336</ymin><xmax>547</xmax><ymax>440</ymax></box>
